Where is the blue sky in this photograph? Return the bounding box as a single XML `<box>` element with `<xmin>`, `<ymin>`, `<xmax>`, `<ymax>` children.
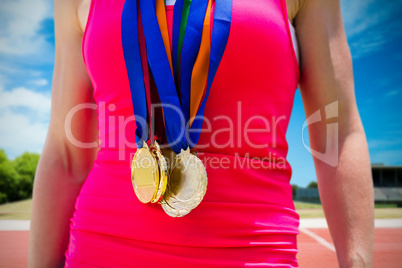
<box><xmin>0</xmin><ymin>0</ymin><xmax>401</xmax><ymax>187</ymax></box>
<box><xmin>287</xmin><ymin>0</ymin><xmax>402</xmax><ymax>186</ymax></box>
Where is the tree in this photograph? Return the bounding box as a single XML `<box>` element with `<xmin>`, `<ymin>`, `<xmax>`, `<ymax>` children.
<box><xmin>0</xmin><ymin>150</ymin><xmax>40</xmax><ymax>204</ymax></box>
<box><xmin>14</xmin><ymin>152</ymin><xmax>40</xmax><ymax>179</ymax></box>
<box><xmin>291</xmin><ymin>184</ymin><xmax>299</xmax><ymax>197</ymax></box>
<box><xmin>307</xmin><ymin>181</ymin><xmax>318</xmax><ymax>188</ymax></box>
<box><xmin>0</xmin><ymin>160</ymin><xmax>20</xmax><ymax>203</ymax></box>
<box><xmin>0</xmin><ymin>150</ymin><xmax>7</xmax><ymax>164</ymax></box>
<box><xmin>14</xmin><ymin>152</ymin><xmax>40</xmax><ymax>199</ymax></box>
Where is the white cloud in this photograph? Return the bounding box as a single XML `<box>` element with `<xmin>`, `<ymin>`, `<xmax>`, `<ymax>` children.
<box><xmin>0</xmin><ymin>0</ymin><xmax>54</xmax><ymax>158</ymax></box>
<box><xmin>0</xmin><ymin>87</ymin><xmax>50</xmax><ymax>114</ymax></box>
<box><xmin>0</xmin><ymin>73</ymin><xmax>6</xmax><ymax>90</ymax></box>
<box><xmin>28</xmin><ymin>78</ymin><xmax>48</xmax><ymax>87</ymax></box>
<box><xmin>368</xmin><ymin>138</ymin><xmax>402</xmax><ymax>150</ymax></box>
<box><xmin>384</xmin><ymin>90</ymin><xmax>401</xmax><ymax>98</ymax></box>
<box><xmin>0</xmin><ymin>0</ymin><xmax>53</xmax><ymax>57</ymax></box>
<box><xmin>0</xmin><ymin>63</ymin><xmax>23</xmax><ymax>75</ymax></box>
<box><xmin>0</xmin><ymin>110</ymin><xmax>49</xmax><ymax>157</ymax></box>
<box><xmin>0</xmin><ymin>62</ymin><xmax>48</xmax><ymax>90</ymax></box>
<box><xmin>0</xmin><ymin>87</ymin><xmax>50</xmax><ymax>158</ymax></box>
<box><xmin>341</xmin><ymin>0</ymin><xmax>402</xmax><ymax>58</ymax></box>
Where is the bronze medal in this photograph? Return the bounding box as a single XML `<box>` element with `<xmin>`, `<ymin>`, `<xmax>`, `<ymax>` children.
<box><xmin>160</xmin><ymin>148</ymin><xmax>208</xmax><ymax>217</ymax></box>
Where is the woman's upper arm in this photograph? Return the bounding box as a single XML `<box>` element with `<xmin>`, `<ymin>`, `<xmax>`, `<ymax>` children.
<box><xmin>294</xmin><ymin>0</ymin><xmax>364</xmax><ymax>152</ymax></box>
<box><xmin>41</xmin><ymin>0</ymin><xmax>98</xmax><ymax>180</ymax></box>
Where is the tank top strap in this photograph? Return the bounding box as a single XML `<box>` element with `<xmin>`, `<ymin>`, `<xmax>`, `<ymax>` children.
<box><xmin>278</xmin><ymin>0</ymin><xmax>300</xmax><ymax>78</ymax></box>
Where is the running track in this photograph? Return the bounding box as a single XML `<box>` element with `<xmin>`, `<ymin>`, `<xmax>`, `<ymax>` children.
<box><xmin>0</xmin><ymin>219</ymin><xmax>401</xmax><ymax>267</ymax></box>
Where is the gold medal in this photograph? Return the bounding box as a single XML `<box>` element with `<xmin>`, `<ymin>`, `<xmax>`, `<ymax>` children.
<box><xmin>160</xmin><ymin>147</ymin><xmax>208</xmax><ymax>217</ymax></box>
<box><xmin>160</xmin><ymin>146</ymin><xmax>176</xmax><ymax>175</ymax></box>
<box><xmin>131</xmin><ymin>141</ymin><xmax>160</xmax><ymax>203</ymax></box>
<box><xmin>149</xmin><ymin>141</ymin><xmax>168</xmax><ymax>203</ymax></box>
<box><xmin>124</xmin><ymin>0</ymin><xmax>231</xmax><ymax>216</ymax></box>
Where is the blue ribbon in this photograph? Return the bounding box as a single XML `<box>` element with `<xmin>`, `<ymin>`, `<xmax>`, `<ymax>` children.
<box><xmin>121</xmin><ymin>0</ymin><xmax>148</xmax><ymax>148</ymax></box>
<box><xmin>122</xmin><ymin>0</ymin><xmax>232</xmax><ymax>153</ymax></box>
<box><xmin>188</xmin><ymin>0</ymin><xmax>232</xmax><ymax>146</ymax></box>
<box><xmin>172</xmin><ymin>0</ymin><xmax>184</xmax><ymax>86</ymax></box>
<box><xmin>139</xmin><ymin>0</ymin><xmax>188</xmax><ymax>153</ymax></box>
<box><xmin>179</xmin><ymin>0</ymin><xmax>209</xmax><ymax>125</ymax></box>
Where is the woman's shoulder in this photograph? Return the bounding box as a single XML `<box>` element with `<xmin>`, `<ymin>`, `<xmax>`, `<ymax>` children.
<box><xmin>286</xmin><ymin>0</ymin><xmax>306</xmax><ymax>25</ymax></box>
<box><xmin>77</xmin><ymin>0</ymin><xmax>92</xmax><ymax>34</ymax></box>
<box><xmin>54</xmin><ymin>0</ymin><xmax>90</xmax><ymax>34</ymax></box>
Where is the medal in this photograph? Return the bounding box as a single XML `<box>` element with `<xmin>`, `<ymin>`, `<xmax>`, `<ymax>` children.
<box><xmin>131</xmin><ymin>141</ymin><xmax>160</xmax><ymax>204</ymax></box>
<box><xmin>131</xmin><ymin>141</ymin><xmax>168</xmax><ymax>204</ymax></box>
<box><xmin>160</xmin><ymin>148</ymin><xmax>207</xmax><ymax>217</ymax></box>
<box><xmin>122</xmin><ymin>0</ymin><xmax>232</xmax><ymax>216</ymax></box>
<box><xmin>124</xmin><ymin>3</ymin><xmax>169</xmax><ymax>204</ymax></box>
<box><xmin>150</xmin><ymin>141</ymin><xmax>168</xmax><ymax>203</ymax></box>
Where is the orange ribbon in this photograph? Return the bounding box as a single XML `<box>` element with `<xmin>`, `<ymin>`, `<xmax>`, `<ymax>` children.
<box><xmin>156</xmin><ymin>0</ymin><xmax>174</xmax><ymax>74</ymax></box>
<box><xmin>189</xmin><ymin>0</ymin><xmax>212</xmax><ymax>126</ymax></box>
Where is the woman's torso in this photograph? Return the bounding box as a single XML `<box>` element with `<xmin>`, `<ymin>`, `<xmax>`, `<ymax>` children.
<box><xmin>66</xmin><ymin>0</ymin><xmax>301</xmax><ymax>267</ymax></box>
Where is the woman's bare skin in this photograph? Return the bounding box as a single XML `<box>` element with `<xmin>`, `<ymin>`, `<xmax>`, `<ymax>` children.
<box><xmin>28</xmin><ymin>0</ymin><xmax>374</xmax><ymax>267</ymax></box>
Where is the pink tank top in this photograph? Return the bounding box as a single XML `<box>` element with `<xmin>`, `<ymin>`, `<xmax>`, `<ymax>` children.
<box><xmin>166</xmin><ymin>5</ymin><xmax>174</xmax><ymax>49</ymax></box>
<box><xmin>66</xmin><ymin>0</ymin><xmax>301</xmax><ymax>267</ymax></box>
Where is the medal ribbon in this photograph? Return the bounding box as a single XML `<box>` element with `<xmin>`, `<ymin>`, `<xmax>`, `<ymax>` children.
<box><xmin>190</xmin><ymin>0</ymin><xmax>211</xmax><ymax>126</ymax></box>
<box><xmin>156</xmin><ymin>0</ymin><xmax>173</xmax><ymax>74</ymax></box>
<box><xmin>122</xmin><ymin>0</ymin><xmax>232</xmax><ymax>153</ymax></box>
<box><xmin>137</xmin><ymin>8</ymin><xmax>153</xmax><ymax>144</ymax></box>
<box><xmin>121</xmin><ymin>0</ymin><xmax>148</xmax><ymax>148</ymax></box>
<box><xmin>179</xmin><ymin>0</ymin><xmax>209</xmax><ymax>124</ymax></box>
<box><xmin>189</xmin><ymin>0</ymin><xmax>232</xmax><ymax>146</ymax></box>
<box><xmin>172</xmin><ymin>0</ymin><xmax>184</xmax><ymax>87</ymax></box>
<box><xmin>178</xmin><ymin>0</ymin><xmax>191</xmax><ymax>70</ymax></box>
<box><xmin>138</xmin><ymin>0</ymin><xmax>188</xmax><ymax>153</ymax></box>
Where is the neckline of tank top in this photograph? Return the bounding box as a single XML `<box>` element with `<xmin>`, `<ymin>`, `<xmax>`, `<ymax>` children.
<box><xmin>166</xmin><ymin>0</ymin><xmax>176</xmax><ymax>6</ymax></box>
<box><xmin>164</xmin><ymin>0</ymin><xmax>299</xmax><ymax>65</ymax></box>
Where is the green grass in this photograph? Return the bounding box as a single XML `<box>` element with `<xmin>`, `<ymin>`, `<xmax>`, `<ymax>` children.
<box><xmin>296</xmin><ymin>209</ymin><xmax>326</xmax><ymax>218</ymax></box>
<box><xmin>374</xmin><ymin>208</ymin><xmax>402</xmax><ymax>219</ymax></box>
<box><xmin>293</xmin><ymin>201</ymin><xmax>323</xmax><ymax>209</ymax></box>
<box><xmin>0</xmin><ymin>198</ymin><xmax>32</xmax><ymax>220</ymax></box>
<box><xmin>294</xmin><ymin>200</ymin><xmax>402</xmax><ymax>218</ymax></box>
<box><xmin>0</xmin><ymin>199</ymin><xmax>401</xmax><ymax>220</ymax></box>
<box><xmin>374</xmin><ymin>203</ymin><xmax>398</xmax><ymax>208</ymax></box>
<box><xmin>296</xmin><ymin>207</ymin><xmax>402</xmax><ymax>219</ymax></box>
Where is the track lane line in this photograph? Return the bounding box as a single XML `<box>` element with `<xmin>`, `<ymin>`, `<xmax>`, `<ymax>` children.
<box><xmin>300</xmin><ymin>227</ymin><xmax>336</xmax><ymax>252</ymax></box>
